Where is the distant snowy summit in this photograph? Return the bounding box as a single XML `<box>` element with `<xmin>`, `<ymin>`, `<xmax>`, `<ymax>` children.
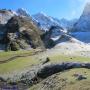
<box><xmin>0</xmin><ymin>8</ymin><xmax>34</xmax><ymax>25</ymax></box>
<box><xmin>0</xmin><ymin>3</ymin><xmax>90</xmax><ymax>51</ymax></box>
<box><xmin>32</xmin><ymin>12</ymin><xmax>61</xmax><ymax>31</ymax></box>
<box><xmin>1</xmin><ymin>2</ymin><xmax>90</xmax><ymax>33</ymax></box>
<box><xmin>74</xmin><ymin>3</ymin><xmax>90</xmax><ymax>31</ymax></box>
<box><xmin>16</xmin><ymin>8</ymin><xmax>30</xmax><ymax>17</ymax></box>
<box><xmin>0</xmin><ymin>8</ymin><xmax>30</xmax><ymax>24</ymax></box>
<box><xmin>32</xmin><ymin>12</ymin><xmax>77</xmax><ymax>31</ymax></box>
<box><xmin>0</xmin><ymin>8</ymin><xmax>76</xmax><ymax>32</ymax></box>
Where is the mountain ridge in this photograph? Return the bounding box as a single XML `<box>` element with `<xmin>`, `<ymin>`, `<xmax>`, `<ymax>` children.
<box><xmin>74</xmin><ymin>2</ymin><xmax>90</xmax><ymax>32</ymax></box>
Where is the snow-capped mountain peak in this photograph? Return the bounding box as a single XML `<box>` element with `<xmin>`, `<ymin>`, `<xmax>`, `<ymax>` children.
<box><xmin>16</xmin><ymin>8</ymin><xmax>30</xmax><ymax>17</ymax></box>
<box><xmin>83</xmin><ymin>2</ymin><xmax>90</xmax><ymax>16</ymax></box>
<box><xmin>32</xmin><ymin>12</ymin><xmax>60</xmax><ymax>31</ymax></box>
<box><xmin>74</xmin><ymin>2</ymin><xmax>90</xmax><ymax>31</ymax></box>
<box><xmin>38</xmin><ymin>11</ymin><xmax>49</xmax><ymax>17</ymax></box>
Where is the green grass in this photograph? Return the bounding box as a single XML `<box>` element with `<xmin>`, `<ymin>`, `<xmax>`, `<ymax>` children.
<box><xmin>60</xmin><ymin>68</ymin><xmax>90</xmax><ymax>81</ymax></box>
<box><xmin>29</xmin><ymin>68</ymin><xmax>90</xmax><ymax>90</ymax></box>
<box><xmin>0</xmin><ymin>50</ymin><xmax>37</xmax><ymax>61</ymax></box>
<box><xmin>61</xmin><ymin>68</ymin><xmax>90</xmax><ymax>90</ymax></box>
<box><xmin>0</xmin><ymin>50</ymin><xmax>90</xmax><ymax>90</ymax></box>
<box><xmin>49</xmin><ymin>54</ymin><xmax>90</xmax><ymax>63</ymax></box>
<box><xmin>0</xmin><ymin>50</ymin><xmax>90</xmax><ymax>74</ymax></box>
<box><xmin>0</xmin><ymin>50</ymin><xmax>41</xmax><ymax>74</ymax></box>
<box><xmin>0</xmin><ymin>56</ymin><xmax>40</xmax><ymax>74</ymax></box>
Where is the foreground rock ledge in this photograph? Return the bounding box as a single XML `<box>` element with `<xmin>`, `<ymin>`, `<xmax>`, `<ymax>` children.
<box><xmin>0</xmin><ymin>62</ymin><xmax>90</xmax><ymax>89</ymax></box>
<box><xmin>37</xmin><ymin>62</ymin><xmax>90</xmax><ymax>78</ymax></box>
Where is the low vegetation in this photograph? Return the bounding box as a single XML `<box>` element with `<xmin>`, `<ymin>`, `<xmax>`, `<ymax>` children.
<box><xmin>0</xmin><ymin>49</ymin><xmax>41</xmax><ymax>74</ymax></box>
<box><xmin>0</xmin><ymin>50</ymin><xmax>90</xmax><ymax>74</ymax></box>
<box><xmin>30</xmin><ymin>68</ymin><xmax>90</xmax><ymax>90</ymax></box>
<box><xmin>0</xmin><ymin>50</ymin><xmax>90</xmax><ymax>90</ymax></box>
<box><xmin>50</xmin><ymin>54</ymin><xmax>90</xmax><ymax>63</ymax></box>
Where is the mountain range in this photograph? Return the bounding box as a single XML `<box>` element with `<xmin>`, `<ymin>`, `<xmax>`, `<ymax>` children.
<box><xmin>32</xmin><ymin>12</ymin><xmax>77</xmax><ymax>31</ymax></box>
<box><xmin>0</xmin><ymin>3</ymin><xmax>90</xmax><ymax>51</ymax></box>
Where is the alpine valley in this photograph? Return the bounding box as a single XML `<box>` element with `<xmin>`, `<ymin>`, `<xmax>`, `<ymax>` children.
<box><xmin>0</xmin><ymin>3</ymin><xmax>90</xmax><ymax>90</ymax></box>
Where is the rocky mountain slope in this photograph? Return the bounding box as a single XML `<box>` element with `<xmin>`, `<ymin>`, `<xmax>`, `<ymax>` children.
<box><xmin>5</xmin><ymin>16</ymin><xmax>45</xmax><ymax>50</ymax></box>
<box><xmin>0</xmin><ymin>9</ymin><xmax>45</xmax><ymax>51</ymax></box>
<box><xmin>0</xmin><ymin>9</ymin><xmax>74</xmax><ymax>51</ymax></box>
<box><xmin>53</xmin><ymin>18</ymin><xmax>77</xmax><ymax>30</ymax></box>
<box><xmin>70</xmin><ymin>3</ymin><xmax>90</xmax><ymax>44</ymax></box>
<box><xmin>0</xmin><ymin>9</ymin><xmax>16</xmax><ymax>24</ymax></box>
<box><xmin>74</xmin><ymin>3</ymin><xmax>90</xmax><ymax>31</ymax></box>
<box><xmin>32</xmin><ymin>12</ymin><xmax>61</xmax><ymax>31</ymax></box>
<box><xmin>33</xmin><ymin>12</ymin><xmax>77</xmax><ymax>31</ymax></box>
<box><xmin>0</xmin><ymin>3</ymin><xmax>90</xmax><ymax>51</ymax></box>
<box><xmin>16</xmin><ymin>8</ymin><xmax>31</xmax><ymax>17</ymax></box>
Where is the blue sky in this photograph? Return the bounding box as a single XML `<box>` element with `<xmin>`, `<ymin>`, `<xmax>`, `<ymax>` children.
<box><xmin>0</xmin><ymin>0</ymin><xmax>89</xmax><ymax>20</ymax></box>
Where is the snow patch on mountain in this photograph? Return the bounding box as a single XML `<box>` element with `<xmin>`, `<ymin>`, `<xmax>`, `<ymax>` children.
<box><xmin>33</xmin><ymin>12</ymin><xmax>77</xmax><ymax>32</ymax></box>
<box><xmin>0</xmin><ymin>9</ymin><xmax>16</xmax><ymax>24</ymax></box>
<box><xmin>16</xmin><ymin>8</ymin><xmax>30</xmax><ymax>17</ymax></box>
<box><xmin>32</xmin><ymin>12</ymin><xmax>61</xmax><ymax>31</ymax></box>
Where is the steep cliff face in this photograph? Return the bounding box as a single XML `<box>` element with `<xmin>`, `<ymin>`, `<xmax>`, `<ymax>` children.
<box><xmin>74</xmin><ymin>3</ymin><xmax>90</xmax><ymax>31</ymax></box>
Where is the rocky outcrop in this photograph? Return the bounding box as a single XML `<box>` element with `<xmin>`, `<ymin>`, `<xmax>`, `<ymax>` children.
<box><xmin>0</xmin><ymin>62</ymin><xmax>90</xmax><ymax>89</ymax></box>
<box><xmin>37</xmin><ymin>62</ymin><xmax>90</xmax><ymax>78</ymax></box>
<box><xmin>0</xmin><ymin>9</ymin><xmax>16</xmax><ymax>24</ymax></box>
<box><xmin>41</xmin><ymin>25</ymin><xmax>78</xmax><ymax>48</ymax></box>
<box><xmin>0</xmin><ymin>9</ymin><xmax>16</xmax><ymax>49</ymax></box>
<box><xmin>0</xmin><ymin>16</ymin><xmax>45</xmax><ymax>51</ymax></box>
<box><xmin>6</xmin><ymin>16</ymin><xmax>45</xmax><ymax>50</ymax></box>
<box><xmin>41</xmin><ymin>26</ymin><xmax>65</xmax><ymax>48</ymax></box>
